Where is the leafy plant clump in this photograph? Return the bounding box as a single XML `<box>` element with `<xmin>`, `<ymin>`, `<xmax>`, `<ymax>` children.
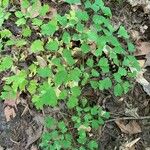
<box><xmin>0</xmin><ymin>0</ymin><xmax>140</xmax><ymax>149</ymax></box>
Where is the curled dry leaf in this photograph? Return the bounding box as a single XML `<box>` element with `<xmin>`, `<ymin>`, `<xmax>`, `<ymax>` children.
<box><xmin>115</xmin><ymin>120</ymin><xmax>141</xmax><ymax>134</ymax></box>
<box><xmin>4</xmin><ymin>106</ymin><xmax>16</xmax><ymax>122</ymax></box>
<box><xmin>120</xmin><ymin>137</ymin><xmax>141</xmax><ymax>150</ymax></box>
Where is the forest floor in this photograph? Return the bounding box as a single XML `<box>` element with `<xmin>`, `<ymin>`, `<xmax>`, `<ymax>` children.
<box><xmin>0</xmin><ymin>0</ymin><xmax>150</xmax><ymax>150</ymax></box>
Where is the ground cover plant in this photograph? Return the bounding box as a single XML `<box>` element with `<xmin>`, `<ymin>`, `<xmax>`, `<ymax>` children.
<box><xmin>0</xmin><ymin>0</ymin><xmax>140</xmax><ymax>149</ymax></box>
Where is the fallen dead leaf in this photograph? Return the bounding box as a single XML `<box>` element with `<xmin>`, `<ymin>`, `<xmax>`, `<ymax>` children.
<box><xmin>27</xmin><ymin>0</ymin><xmax>41</xmax><ymax>18</ymax></box>
<box><xmin>138</xmin><ymin>60</ymin><xmax>145</xmax><ymax>68</ymax></box>
<box><xmin>119</xmin><ymin>137</ymin><xmax>141</xmax><ymax>150</ymax></box>
<box><xmin>4</xmin><ymin>106</ymin><xmax>16</xmax><ymax>122</ymax></box>
<box><xmin>25</xmin><ymin>126</ymin><xmax>43</xmax><ymax>149</ymax></box>
<box><xmin>36</xmin><ymin>56</ymin><xmax>47</xmax><ymax>68</ymax></box>
<box><xmin>0</xmin><ymin>145</ymin><xmax>4</xmax><ymax>150</ymax></box>
<box><xmin>130</xmin><ymin>30</ymin><xmax>140</xmax><ymax>41</ymax></box>
<box><xmin>136</xmin><ymin>69</ymin><xmax>150</xmax><ymax>95</ymax></box>
<box><xmin>78</xmin><ymin>125</ymin><xmax>91</xmax><ymax>132</ymax></box>
<box><xmin>135</xmin><ymin>42</ymin><xmax>150</xmax><ymax>56</ymax></box>
<box><xmin>31</xmin><ymin>145</ymin><xmax>38</xmax><ymax>150</ymax></box>
<box><xmin>115</xmin><ymin>120</ymin><xmax>141</xmax><ymax>134</ymax></box>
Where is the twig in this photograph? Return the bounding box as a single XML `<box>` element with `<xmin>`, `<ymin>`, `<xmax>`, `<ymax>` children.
<box><xmin>106</xmin><ymin>116</ymin><xmax>150</xmax><ymax>123</ymax></box>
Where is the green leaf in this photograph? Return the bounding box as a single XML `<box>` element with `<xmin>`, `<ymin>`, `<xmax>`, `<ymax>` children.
<box><xmin>86</xmin><ymin>58</ymin><xmax>93</xmax><ymax>67</ymax></box>
<box><xmin>15</xmin><ymin>18</ymin><xmax>26</xmax><ymax>26</ymax></box>
<box><xmin>15</xmin><ymin>11</ymin><xmax>24</xmax><ymax>18</ymax></box>
<box><xmin>37</xmin><ymin>67</ymin><xmax>52</xmax><ymax>78</ymax></box>
<box><xmin>62</xmin><ymin>32</ymin><xmax>71</xmax><ymax>44</ymax></box>
<box><xmin>91</xmin><ymin>106</ymin><xmax>99</xmax><ymax>115</ymax></box>
<box><xmin>30</xmin><ymin>40</ymin><xmax>44</xmax><ymax>52</ymax></box>
<box><xmin>114</xmin><ymin>83</ymin><xmax>123</xmax><ymax>96</ymax></box>
<box><xmin>45</xmin><ymin>116</ymin><xmax>56</xmax><ymax>128</ymax></box>
<box><xmin>99</xmin><ymin>77</ymin><xmax>112</xmax><ymax>90</ymax></box>
<box><xmin>39</xmin><ymin>4</ymin><xmax>49</xmax><ymax>16</ymax></box>
<box><xmin>81</xmin><ymin>43</ymin><xmax>90</xmax><ymax>53</ymax></box>
<box><xmin>69</xmin><ymin>68</ymin><xmax>81</xmax><ymax>81</ymax></box>
<box><xmin>71</xmin><ymin>86</ymin><xmax>81</xmax><ymax>97</ymax></box>
<box><xmin>98</xmin><ymin>57</ymin><xmax>109</xmax><ymax>73</ymax></box>
<box><xmin>122</xmin><ymin>81</ymin><xmax>130</xmax><ymax>94</ymax></box>
<box><xmin>41</xmin><ymin>21</ymin><xmax>57</xmax><ymax>36</ymax></box>
<box><xmin>118</xmin><ymin>67</ymin><xmax>127</xmax><ymax>76</ymax></box>
<box><xmin>58</xmin><ymin>121</ymin><xmax>67</xmax><ymax>133</ymax></box>
<box><xmin>22</xmin><ymin>27</ymin><xmax>31</xmax><ymax>37</ymax></box>
<box><xmin>91</xmin><ymin>120</ymin><xmax>100</xmax><ymax>129</ymax></box>
<box><xmin>2</xmin><ymin>0</ymin><xmax>9</xmax><ymax>8</ymax></box>
<box><xmin>76</xmin><ymin>10</ymin><xmax>89</xmax><ymax>21</ymax></box>
<box><xmin>0</xmin><ymin>56</ymin><xmax>13</xmax><ymax>72</ymax></box>
<box><xmin>91</xmin><ymin>69</ymin><xmax>99</xmax><ymax>77</ymax></box>
<box><xmin>21</xmin><ymin>0</ymin><xmax>30</xmax><ymax>8</ymax></box>
<box><xmin>59</xmin><ymin>90</ymin><xmax>67</xmax><ymax>99</ymax></box>
<box><xmin>67</xmin><ymin>96</ymin><xmax>78</xmax><ymax>109</ymax></box>
<box><xmin>118</xmin><ymin>26</ymin><xmax>129</xmax><ymax>39</ymax></box>
<box><xmin>63</xmin><ymin>49</ymin><xmax>75</xmax><ymax>66</ymax></box>
<box><xmin>101</xmin><ymin>6</ymin><xmax>112</xmax><ymax>17</ymax></box>
<box><xmin>87</xmin><ymin>140</ymin><xmax>98</xmax><ymax>150</ymax></box>
<box><xmin>32</xmin><ymin>18</ymin><xmax>43</xmax><ymax>26</ymax></box>
<box><xmin>40</xmin><ymin>85</ymin><xmax>58</xmax><ymax>107</ymax></box>
<box><xmin>57</xmin><ymin>14</ymin><xmax>67</xmax><ymax>27</ymax></box>
<box><xmin>113</xmin><ymin>73</ymin><xmax>122</xmax><ymax>83</ymax></box>
<box><xmin>27</xmin><ymin>80</ymin><xmax>37</xmax><ymax>94</ymax></box>
<box><xmin>64</xmin><ymin>0</ymin><xmax>81</xmax><ymax>4</ymax></box>
<box><xmin>54</xmin><ymin>70</ymin><xmax>68</xmax><ymax>85</ymax></box>
<box><xmin>90</xmin><ymin>80</ymin><xmax>99</xmax><ymax>89</ymax></box>
<box><xmin>46</xmin><ymin>40</ymin><xmax>59</xmax><ymax>51</ymax></box>
<box><xmin>128</xmin><ymin>42</ymin><xmax>135</xmax><ymax>52</ymax></box>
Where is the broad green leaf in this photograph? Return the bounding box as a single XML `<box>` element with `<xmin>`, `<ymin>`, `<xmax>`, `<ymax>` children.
<box><xmin>64</xmin><ymin>0</ymin><xmax>81</xmax><ymax>4</ymax></box>
<box><xmin>86</xmin><ymin>58</ymin><xmax>94</xmax><ymax>67</ymax></box>
<box><xmin>114</xmin><ymin>83</ymin><xmax>123</xmax><ymax>96</ymax></box>
<box><xmin>101</xmin><ymin>6</ymin><xmax>112</xmax><ymax>17</ymax></box>
<box><xmin>37</xmin><ymin>67</ymin><xmax>52</xmax><ymax>78</ymax></box>
<box><xmin>62</xmin><ymin>32</ymin><xmax>71</xmax><ymax>44</ymax></box>
<box><xmin>63</xmin><ymin>49</ymin><xmax>75</xmax><ymax>66</ymax></box>
<box><xmin>71</xmin><ymin>86</ymin><xmax>81</xmax><ymax>97</ymax></box>
<box><xmin>54</xmin><ymin>70</ymin><xmax>68</xmax><ymax>85</ymax></box>
<box><xmin>67</xmin><ymin>96</ymin><xmax>78</xmax><ymax>109</ymax></box>
<box><xmin>0</xmin><ymin>56</ymin><xmax>13</xmax><ymax>72</ymax></box>
<box><xmin>57</xmin><ymin>15</ymin><xmax>67</xmax><ymax>27</ymax></box>
<box><xmin>41</xmin><ymin>21</ymin><xmax>57</xmax><ymax>36</ymax></box>
<box><xmin>76</xmin><ymin>10</ymin><xmax>89</xmax><ymax>21</ymax></box>
<box><xmin>87</xmin><ymin>140</ymin><xmax>98</xmax><ymax>150</ymax></box>
<box><xmin>98</xmin><ymin>57</ymin><xmax>109</xmax><ymax>73</ymax></box>
<box><xmin>58</xmin><ymin>121</ymin><xmax>67</xmax><ymax>133</ymax></box>
<box><xmin>27</xmin><ymin>80</ymin><xmax>37</xmax><ymax>94</ymax></box>
<box><xmin>30</xmin><ymin>40</ymin><xmax>44</xmax><ymax>52</ymax></box>
<box><xmin>118</xmin><ymin>67</ymin><xmax>127</xmax><ymax>76</ymax></box>
<box><xmin>118</xmin><ymin>26</ymin><xmax>129</xmax><ymax>39</ymax></box>
<box><xmin>22</xmin><ymin>27</ymin><xmax>31</xmax><ymax>37</ymax></box>
<box><xmin>99</xmin><ymin>77</ymin><xmax>112</xmax><ymax>90</ymax></box>
<box><xmin>81</xmin><ymin>43</ymin><xmax>90</xmax><ymax>53</ymax></box>
<box><xmin>91</xmin><ymin>69</ymin><xmax>99</xmax><ymax>77</ymax></box>
<box><xmin>39</xmin><ymin>4</ymin><xmax>49</xmax><ymax>16</ymax></box>
<box><xmin>46</xmin><ymin>40</ymin><xmax>59</xmax><ymax>51</ymax></box>
<box><xmin>15</xmin><ymin>18</ymin><xmax>26</xmax><ymax>26</ymax></box>
<box><xmin>128</xmin><ymin>42</ymin><xmax>135</xmax><ymax>52</ymax></box>
<box><xmin>69</xmin><ymin>68</ymin><xmax>81</xmax><ymax>81</ymax></box>
<box><xmin>32</xmin><ymin>18</ymin><xmax>43</xmax><ymax>26</ymax></box>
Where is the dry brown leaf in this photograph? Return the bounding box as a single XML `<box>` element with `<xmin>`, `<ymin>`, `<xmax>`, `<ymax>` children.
<box><xmin>135</xmin><ymin>42</ymin><xmax>150</xmax><ymax>56</ymax></box>
<box><xmin>27</xmin><ymin>0</ymin><xmax>41</xmax><ymax>18</ymax></box>
<box><xmin>78</xmin><ymin>125</ymin><xmax>91</xmax><ymax>132</ymax></box>
<box><xmin>130</xmin><ymin>30</ymin><xmax>140</xmax><ymax>41</ymax></box>
<box><xmin>136</xmin><ymin>69</ymin><xmax>150</xmax><ymax>95</ymax></box>
<box><xmin>4</xmin><ymin>106</ymin><xmax>16</xmax><ymax>122</ymax></box>
<box><xmin>120</xmin><ymin>138</ymin><xmax>141</xmax><ymax>150</ymax></box>
<box><xmin>4</xmin><ymin>100</ymin><xmax>17</xmax><ymax>108</ymax></box>
<box><xmin>31</xmin><ymin>145</ymin><xmax>38</xmax><ymax>150</ymax></box>
<box><xmin>138</xmin><ymin>60</ymin><xmax>145</xmax><ymax>68</ymax></box>
<box><xmin>115</xmin><ymin>120</ymin><xmax>141</xmax><ymax>134</ymax></box>
<box><xmin>43</xmin><ymin>7</ymin><xmax>57</xmax><ymax>19</ymax></box>
<box><xmin>36</xmin><ymin>56</ymin><xmax>47</xmax><ymax>68</ymax></box>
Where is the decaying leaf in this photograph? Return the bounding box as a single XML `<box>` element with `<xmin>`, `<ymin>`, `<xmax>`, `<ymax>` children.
<box><xmin>136</xmin><ymin>69</ymin><xmax>150</xmax><ymax>95</ymax></box>
<box><xmin>135</xmin><ymin>42</ymin><xmax>150</xmax><ymax>56</ymax></box>
<box><xmin>115</xmin><ymin>120</ymin><xmax>141</xmax><ymax>134</ymax></box>
<box><xmin>27</xmin><ymin>0</ymin><xmax>41</xmax><ymax>18</ymax></box>
<box><xmin>120</xmin><ymin>137</ymin><xmax>141</xmax><ymax>150</ymax></box>
<box><xmin>4</xmin><ymin>106</ymin><xmax>16</xmax><ymax>122</ymax></box>
<box><xmin>78</xmin><ymin>125</ymin><xmax>91</xmax><ymax>132</ymax></box>
<box><xmin>36</xmin><ymin>56</ymin><xmax>47</xmax><ymax>68</ymax></box>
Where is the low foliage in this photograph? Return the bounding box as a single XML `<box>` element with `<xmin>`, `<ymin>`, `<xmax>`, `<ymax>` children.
<box><xmin>0</xmin><ymin>0</ymin><xmax>140</xmax><ymax>149</ymax></box>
